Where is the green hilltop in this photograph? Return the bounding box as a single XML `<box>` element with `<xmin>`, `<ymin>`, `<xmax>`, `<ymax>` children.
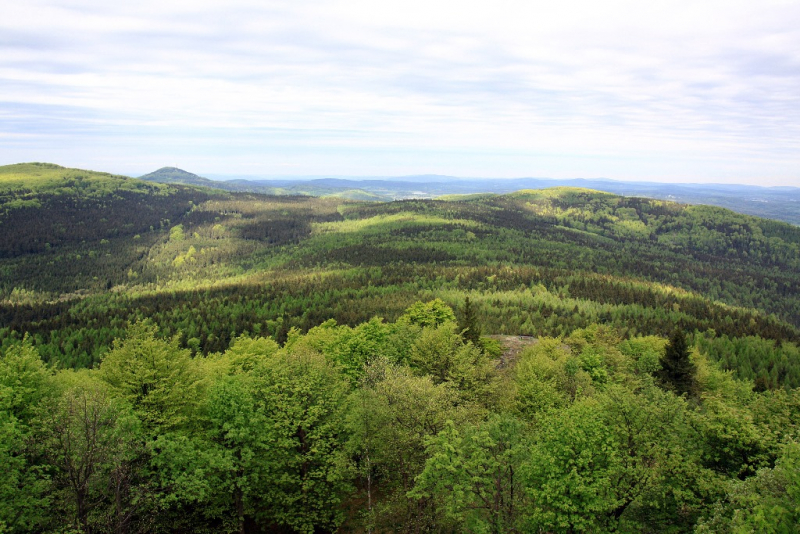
<box><xmin>0</xmin><ymin>162</ymin><xmax>169</xmax><ymax>195</ymax></box>
<box><xmin>139</xmin><ymin>166</ymin><xmax>221</xmax><ymax>187</ymax></box>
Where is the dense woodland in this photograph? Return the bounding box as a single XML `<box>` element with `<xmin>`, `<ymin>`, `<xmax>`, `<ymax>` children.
<box><xmin>1</xmin><ymin>162</ymin><xmax>800</xmax><ymax>532</ymax></box>
<box><xmin>2</xmin><ymin>303</ymin><xmax>799</xmax><ymax>533</ymax></box>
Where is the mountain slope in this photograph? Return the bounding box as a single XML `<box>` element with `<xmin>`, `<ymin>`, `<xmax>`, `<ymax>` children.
<box><xmin>0</xmin><ymin>162</ymin><xmax>217</xmax><ymax>289</ymax></box>
<box><xmin>1</xmin><ymin>163</ymin><xmax>798</xmax><ymax>385</ymax></box>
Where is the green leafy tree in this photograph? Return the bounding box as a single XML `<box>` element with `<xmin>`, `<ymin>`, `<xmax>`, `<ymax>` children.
<box><xmin>0</xmin><ymin>341</ymin><xmax>53</xmax><ymax>532</ymax></box>
<box><xmin>524</xmin><ymin>397</ymin><xmax>615</xmax><ymax>532</ymax></box>
<box><xmin>730</xmin><ymin>443</ymin><xmax>800</xmax><ymax>533</ymax></box>
<box><xmin>619</xmin><ymin>335</ymin><xmax>666</xmax><ymax>376</ymax></box>
<box><xmin>513</xmin><ymin>337</ymin><xmax>593</xmax><ymax>421</ymax></box>
<box><xmin>0</xmin><ymin>340</ymin><xmax>52</xmax><ymax>423</ymax></box>
<box><xmin>203</xmin><ymin>374</ymin><xmax>271</xmax><ymax>533</ymax></box>
<box><xmin>0</xmin><ymin>394</ymin><xmax>50</xmax><ymax>533</ymax></box>
<box><xmin>346</xmin><ymin>362</ymin><xmax>477</xmax><ymax>531</ymax></box>
<box><xmin>411</xmin><ymin>414</ymin><xmax>530</xmax><ymax>534</ymax></box>
<box><xmin>217</xmin><ymin>334</ymin><xmax>280</xmax><ymax>375</ymax></box>
<box><xmin>524</xmin><ymin>385</ymin><xmax>708</xmax><ymax>532</ymax></box>
<box><xmin>99</xmin><ymin>321</ymin><xmax>201</xmax><ymax>433</ymax></box>
<box><xmin>401</xmin><ymin>298</ymin><xmax>457</xmax><ymax>328</ymax></box>
<box><xmin>37</xmin><ymin>374</ymin><xmax>144</xmax><ymax>534</ymax></box>
<box><xmin>697</xmin><ymin>442</ymin><xmax>800</xmax><ymax>533</ymax></box>
<box><xmin>249</xmin><ymin>347</ymin><xmax>352</xmax><ymax>533</ymax></box>
<box><xmin>294</xmin><ymin>317</ymin><xmax>410</xmax><ymax>381</ymax></box>
<box><xmin>694</xmin><ymin>398</ymin><xmax>773</xmax><ymax>479</ymax></box>
<box><xmin>146</xmin><ymin>431</ymin><xmax>230</xmax><ymax>532</ymax></box>
<box><xmin>409</xmin><ymin>322</ymin><xmax>497</xmax><ymax>404</ymax></box>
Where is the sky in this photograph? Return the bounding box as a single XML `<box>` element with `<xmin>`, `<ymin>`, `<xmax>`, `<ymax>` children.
<box><xmin>1</xmin><ymin>0</ymin><xmax>799</xmax><ymax>185</ymax></box>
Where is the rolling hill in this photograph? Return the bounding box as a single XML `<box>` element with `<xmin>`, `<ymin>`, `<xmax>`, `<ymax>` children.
<box><xmin>1</xmin><ymin>162</ymin><xmax>798</xmax><ymax>387</ymax></box>
<box><xmin>139</xmin><ymin>166</ymin><xmax>391</xmax><ymax>200</ymax></box>
<box><xmin>139</xmin><ymin>166</ymin><xmax>800</xmax><ymax>225</ymax></box>
<box><xmin>3</xmin><ymin>162</ymin><xmax>800</xmax><ymax>534</ymax></box>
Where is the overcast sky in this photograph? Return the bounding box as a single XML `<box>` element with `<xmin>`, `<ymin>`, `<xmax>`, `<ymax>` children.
<box><xmin>1</xmin><ymin>0</ymin><xmax>799</xmax><ymax>184</ymax></box>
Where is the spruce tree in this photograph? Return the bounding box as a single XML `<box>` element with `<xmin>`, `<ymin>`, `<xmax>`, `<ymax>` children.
<box><xmin>657</xmin><ymin>329</ymin><xmax>697</xmax><ymax>397</ymax></box>
<box><xmin>459</xmin><ymin>297</ymin><xmax>482</xmax><ymax>348</ymax></box>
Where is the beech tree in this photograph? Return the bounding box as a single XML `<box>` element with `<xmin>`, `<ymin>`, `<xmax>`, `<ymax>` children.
<box><xmin>203</xmin><ymin>374</ymin><xmax>270</xmax><ymax>533</ymax></box>
<box><xmin>696</xmin><ymin>442</ymin><xmax>800</xmax><ymax>533</ymax></box>
<box><xmin>98</xmin><ymin>322</ymin><xmax>201</xmax><ymax>433</ymax></box>
<box><xmin>401</xmin><ymin>298</ymin><xmax>457</xmax><ymax>328</ymax></box>
<box><xmin>409</xmin><ymin>322</ymin><xmax>497</xmax><ymax>404</ymax></box>
<box><xmin>412</xmin><ymin>414</ymin><xmax>530</xmax><ymax>534</ymax></box>
<box><xmin>346</xmin><ymin>362</ymin><xmax>477</xmax><ymax>531</ymax></box>
<box><xmin>38</xmin><ymin>375</ymin><xmax>144</xmax><ymax>534</ymax></box>
<box><xmin>0</xmin><ymin>341</ymin><xmax>52</xmax><ymax>532</ymax></box>
<box><xmin>524</xmin><ymin>385</ymin><xmax>710</xmax><ymax>532</ymax></box>
<box><xmin>249</xmin><ymin>347</ymin><xmax>352</xmax><ymax>533</ymax></box>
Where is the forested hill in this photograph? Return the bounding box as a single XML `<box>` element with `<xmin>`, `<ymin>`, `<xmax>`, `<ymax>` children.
<box><xmin>0</xmin><ymin>162</ymin><xmax>216</xmax><ymax>257</ymax></box>
<box><xmin>140</xmin><ymin>166</ymin><xmax>388</xmax><ymax>200</ymax></box>
<box><xmin>3</xmin><ymin>163</ymin><xmax>800</xmax><ymax>532</ymax></box>
<box><xmin>1</xmin><ymin>162</ymin><xmax>176</xmax><ymax>196</ymax></box>
<box><xmin>139</xmin><ymin>166</ymin><xmax>219</xmax><ymax>187</ymax></box>
<box><xmin>1</xmin><ymin>163</ymin><xmax>799</xmax><ymax>388</ymax></box>
<box><xmin>138</xmin><ymin>166</ymin><xmax>800</xmax><ymax>225</ymax></box>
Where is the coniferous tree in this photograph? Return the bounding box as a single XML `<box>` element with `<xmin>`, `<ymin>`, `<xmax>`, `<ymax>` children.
<box><xmin>657</xmin><ymin>329</ymin><xmax>697</xmax><ymax>397</ymax></box>
<box><xmin>275</xmin><ymin>314</ymin><xmax>290</xmax><ymax>347</ymax></box>
<box><xmin>459</xmin><ymin>297</ymin><xmax>482</xmax><ymax>348</ymax></box>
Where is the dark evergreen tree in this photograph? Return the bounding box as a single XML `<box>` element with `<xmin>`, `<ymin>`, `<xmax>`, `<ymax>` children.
<box><xmin>459</xmin><ymin>297</ymin><xmax>482</xmax><ymax>348</ymax></box>
<box><xmin>657</xmin><ymin>329</ymin><xmax>697</xmax><ymax>397</ymax></box>
<box><xmin>275</xmin><ymin>314</ymin><xmax>290</xmax><ymax>346</ymax></box>
<box><xmin>753</xmin><ymin>375</ymin><xmax>772</xmax><ymax>393</ymax></box>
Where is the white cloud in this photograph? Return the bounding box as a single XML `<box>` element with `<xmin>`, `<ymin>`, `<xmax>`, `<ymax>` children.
<box><xmin>0</xmin><ymin>0</ymin><xmax>799</xmax><ymax>183</ymax></box>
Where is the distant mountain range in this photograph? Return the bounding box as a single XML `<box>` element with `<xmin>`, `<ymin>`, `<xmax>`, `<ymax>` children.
<box><xmin>140</xmin><ymin>167</ymin><xmax>800</xmax><ymax>225</ymax></box>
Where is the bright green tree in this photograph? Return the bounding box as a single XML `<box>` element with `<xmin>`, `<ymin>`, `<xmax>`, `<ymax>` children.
<box><xmin>346</xmin><ymin>362</ymin><xmax>477</xmax><ymax>531</ymax></box>
<box><xmin>146</xmin><ymin>431</ymin><xmax>230</xmax><ymax>532</ymax></box>
<box><xmin>401</xmin><ymin>298</ymin><xmax>457</xmax><ymax>328</ymax></box>
<box><xmin>524</xmin><ymin>385</ymin><xmax>707</xmax><ymax>532</ymax></box>
<box><xmin>0</xmin><ymin>392</ymin><xmax>50</xmax><ymax>533</ymax></box>
<box><xmin>249</xmin><ymin>347</ymin><xmax>352</xmax><ymax>533</ymax></box>
<box><xmin>513</xmin><ymin>337</ymin><xmax>593</xmax><ymax>421</ymax></box>
<box><xmin>99</xmin><ymin>321</ymin><xmax>201</xmax><ymax>433</ymax></box>
<box><xmin>37</xmin><ymin>374</ymin><xmax>144</xmax><ymax>534</ymax></box>
<box><xmin>0</xmin><ymin>340</ymin><xmax>52</xmax><ymax>423</ymax></box>
<box><xmin>409</xmin><ymin>322</ymin><xmax>497</xmax><ymax>405</ymax></box>
<box><xmin>0</xmin><ymin>341</ymin><xmax>53</xmax><ymax>532</ymax></box>
<box><xmin>204</xmin><ymin>374</ymin><xmax>271</xmax><ymax>533</ymax></box>
<box><xmin>412</xmin><ymin>414</ymin><xmax>530</xmax><ymax>534</ymax></box>
<box><xmin>697</xmin><ymin>442</ymin><xmax>800</xmax><ymax>533</ymax></box>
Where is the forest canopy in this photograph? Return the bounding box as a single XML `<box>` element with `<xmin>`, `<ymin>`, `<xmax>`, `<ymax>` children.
<box><xmin>2</xmin><ymin>306</ymin><xmax>799</xmax><ymax>533</ymax></box>
<box><xmin>1</xmin><ymin>163</ymin><xmax>799</xmax><ymax>532</ymax></box>
<box><xmin>1</xmin><ymin>165</ymin><xmax>798</xmax><ymax>388</ymax></box>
